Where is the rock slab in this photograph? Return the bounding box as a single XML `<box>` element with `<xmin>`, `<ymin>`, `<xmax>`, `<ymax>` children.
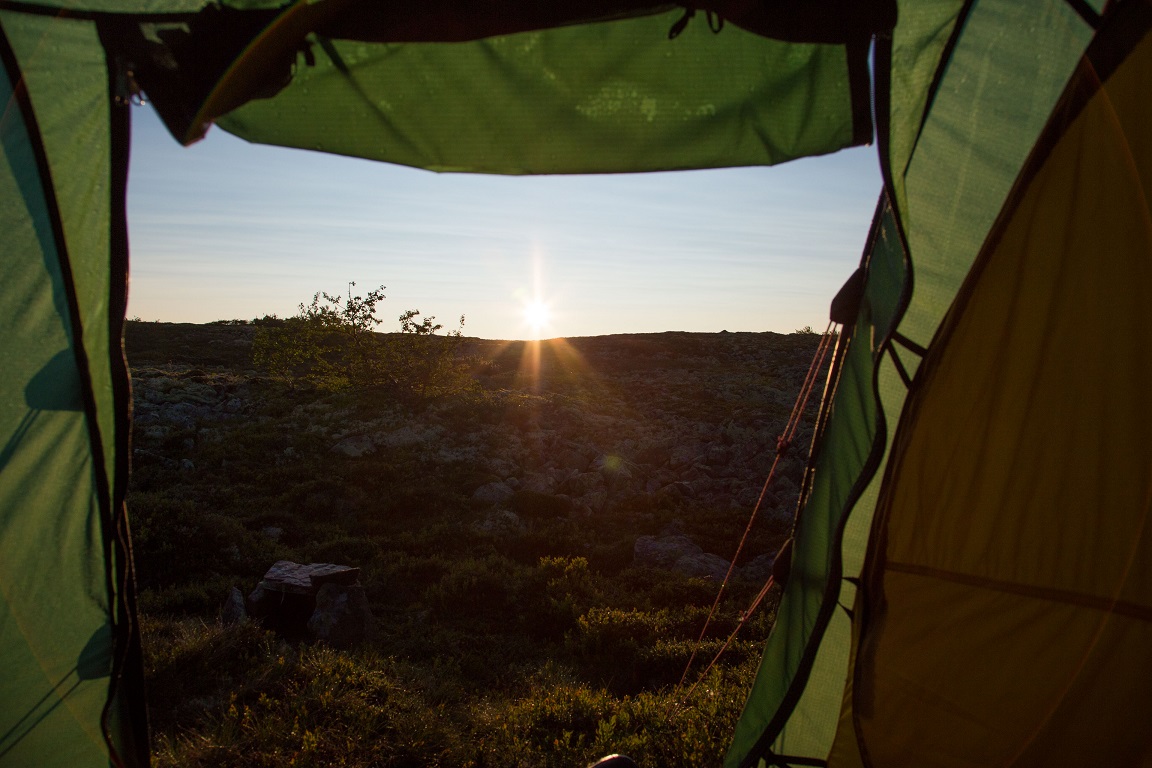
<box><xmin>246</xmin><ymin>561</ymin><xmax>372</xmax><ymax>646</ymax></box>
<box><xmin>258</xmin><ymin>561</ymin><xmax>361</xmax><ymax>595</ymax></box>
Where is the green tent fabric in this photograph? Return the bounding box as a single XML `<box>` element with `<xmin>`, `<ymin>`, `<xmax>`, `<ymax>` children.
<box><xmin>216</xmin><ymin>13</ymin><xmax>868</xmax><ymax>174</ymax></box>
<box><xmin>0</xmin><ymin>0</ymin><xmax>1148</xmax><ymax>765</ymax></box>
<box><xmin>0</xmin><ymin>10</ymin><xmax>143</xmax><ymax>766</ymax></box>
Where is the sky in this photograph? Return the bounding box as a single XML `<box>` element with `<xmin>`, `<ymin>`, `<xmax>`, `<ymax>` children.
<box><xmin>126</xmin><ymin>105</ymin><xmax>881</xmax><ymax>341</ymax></box>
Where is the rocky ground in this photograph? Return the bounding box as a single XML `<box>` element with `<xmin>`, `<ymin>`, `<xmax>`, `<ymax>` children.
<box><xmin>127</xmin><ymin>323</ymin><xmax>823</xmax><ymax>592</ymax></box>
<box><xmin>127</xmin><ymin>321</ymin><xmax>831</xmax><ymax>767</ymax></box>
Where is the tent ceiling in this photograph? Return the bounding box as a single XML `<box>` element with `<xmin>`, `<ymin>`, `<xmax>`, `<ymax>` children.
<box><xmin>108</xmin><ymin>0</ymin><xmax>892</xmax><ymax>166</ymax></box>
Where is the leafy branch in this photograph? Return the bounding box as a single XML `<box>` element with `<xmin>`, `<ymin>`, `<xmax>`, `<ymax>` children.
<box><xmin>253</xmin><ymin>282</ymin><xmax>474</xmax><ymax>402</ymax></box>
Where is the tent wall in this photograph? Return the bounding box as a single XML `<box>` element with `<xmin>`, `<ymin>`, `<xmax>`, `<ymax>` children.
<box><xmin>845</xmin><ymin>8</ymin><xmax>1152</xmax><ymax>764</ymax></box>
<box><xmin>727</xmin><ymin>0</ymin><xmax>1104</xmax><ymax>765</ymax></box>
<box><xmin>0</xmin><ymin>10</ymin><xmax>145</xmax><ymax>766</ymax></box>
<box><xmin>725</xmin><ymin>196</ymin><xmax>909</xmax><ymax>767</ymax></box>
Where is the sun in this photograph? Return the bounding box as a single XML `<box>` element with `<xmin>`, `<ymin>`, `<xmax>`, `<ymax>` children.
<box><xmin>523</xmin><ymin>299</ymin><xmax>550</xmax><ymax>337</ymax></box>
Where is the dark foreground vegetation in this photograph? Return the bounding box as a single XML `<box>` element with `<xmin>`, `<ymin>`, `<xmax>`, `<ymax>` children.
<box><xmin>126</xmin><ymin>317</ymin><xmax>822</xmax><ymax>767</ymax></box>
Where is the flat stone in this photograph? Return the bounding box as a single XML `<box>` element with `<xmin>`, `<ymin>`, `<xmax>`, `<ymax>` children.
<box><xmin>259</xmin><ymin>561</ymin><xmax>360</xmax><ymax>595</ymax></box>
<box><xmin>310</xmin><ymin>564</ymin><xmax>361</xmax><ymax>588</ymax></box>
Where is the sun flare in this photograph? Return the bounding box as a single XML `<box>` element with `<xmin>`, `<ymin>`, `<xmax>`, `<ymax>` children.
<box><xmin>523</xmin><ymin>300</ymin><xmax>550</xmax><ymax>337</ymax></box>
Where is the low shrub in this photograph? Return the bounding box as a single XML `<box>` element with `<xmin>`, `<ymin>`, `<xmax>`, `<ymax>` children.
<box><xmin>148</xmin><ymin>621</ymin><xmax>464</xmax><ymax>767</ymax></box>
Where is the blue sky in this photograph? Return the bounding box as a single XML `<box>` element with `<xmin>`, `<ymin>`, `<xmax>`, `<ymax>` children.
<box><xmin>127</xmin><ymin>105</ymin><xmax>881</xmax><ymax>340</ymax></box>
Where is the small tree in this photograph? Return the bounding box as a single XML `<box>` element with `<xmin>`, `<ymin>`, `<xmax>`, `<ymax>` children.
<box><xmin>253</xmin><ymin>283</ymin><xmax>474</xmax><ymax>401</ymax></box>
<box><xmin>388</xmin><ymin>310</ymin><xmax>470</xmax><ymax>400</ymax></box>
<box><xmin>253</xmin><ymin>283</ymin><xmax>386</xmax><ymax>390</ymax></box>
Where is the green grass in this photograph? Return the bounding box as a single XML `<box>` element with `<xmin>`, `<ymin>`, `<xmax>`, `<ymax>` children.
<box><xmin>144</xmin><ymin>616</ymin><xmax>763</xmax><ymax>768</ymax></box>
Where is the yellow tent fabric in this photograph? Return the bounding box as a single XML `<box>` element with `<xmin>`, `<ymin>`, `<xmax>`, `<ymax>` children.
<box><xmin>840</xmin><ymin>16</ymin><xmax>1152</xmax><ymax>767</ymax></box>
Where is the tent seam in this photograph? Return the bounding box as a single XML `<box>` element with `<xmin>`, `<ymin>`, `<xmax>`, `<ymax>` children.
<box><xmin>96</xmin><ymin>20</ymin><xmax>152</xmax><ymax>767</ymax></box>
<box><xmin>0</xmin><ymin>0</ymin><xmax>201</xmax><ymax>22</ymax></box>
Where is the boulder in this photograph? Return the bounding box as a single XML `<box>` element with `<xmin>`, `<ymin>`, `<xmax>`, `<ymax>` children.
<box><xmin>259</xmin><ymin>560</ymin><xmax>360</xmax><ymax>594</ymax></box>
<box><xmin>374</xmin><ymin>424</ymin><xmax>438</xmax><ymax>448</ymax></box>
<box><xmin>673</xmin><ymin>552</ymin><xmax>731</xmax><ymax>581</ymax></box>
<box><xmin>245</xmin><ymin>581</ymin><xmax>273</xmax><ymax>619</ymax></box>
<box><xmin>739</xmin><ymin>552</ymin><xmax>777</xmax><ymax>583</ymax></box>
<box><xmin>471</xmin><ymin>481</ymin><xmax>515</xmax><ymax>505</ymax></box>
<box><xmin>247</xmin><ymin>583</ymin><xmax>312</xmax><ymax>636</ymax></box>
<box><xmin>633</xmin><ymin>534</ymin><xmax>702</xmax><ymax>569</ymax></box>
<box><xmin>634</xmin><ymin>444</ymin><xmax>671</xmax><ymax>468</ymax></box>
<box><xmin>246</xmin><ymin>561</ymin><xmax>364</xmax><ymax>641</ymax></box>
<box><xmin>520</xmin><ymin>472</ymin><xmax>555</xmax><ymax>494</ymax></box>
<box><xmin>559</xmin><ymin>471</ymin><xmax>602</xmax><ymax>496</ymax></box>
<box><xmin>307</xmin><ymin>583</ymin><xmax>374</xmax><ymax>649</ymax></box>
<box><xmin>220</xmin><ymin>586</ymin><xmax>247</xmax><ymax>625</ymax></box>
<box><xmin>634</xmin><ymin>534</ymin><xmax>731</xmax><ymax>580</ymax></box>
<box><xmin>473</xmin><ymin>509</ymin><xmax>525</xmax><ymax>537</ymax></box>
<box><xmin>509</xmin><ymin>490</ymin><xmax>572</xmax><ymax>519</ymax></box>
<box><xmin>331</xmin><ymin>434</ymin><xmax>375</xmax><ymax>457</ymax></box>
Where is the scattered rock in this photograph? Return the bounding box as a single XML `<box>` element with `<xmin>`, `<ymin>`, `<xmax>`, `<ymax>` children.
<box><xmin>374</xmin><ymin>424</ymin><xmax>438</xmax><ymax>448</ymax></box>
<box><xmin>130</xmin><ymin>330</ymin><xmax>826</xmax><ymax>611</ymax></box>
<box><xmin>634</xmin><ymin>534</ymin><xmax>731</xmax><ymax>580</ymax></box>
<box><xmin>473</xmin><ymin>509</ymin><xmax>525</xmax><ymax>537</ymax></box>
<box><xmin>220</xmin><ymin>586</ymin><xmax>247</xmax><ymax>625</ymax></box>
<box><xmin>331</xmin><ymin>435</ymin><xmax>375</xmax><ymax>457</ymax></box>
<box><xmin>634</xmin><ymin>444</ymin><xmax>671</xmax><ymax>467</ymax></box>
<box><xmin>471</xmin><ymin>481</ymin><xmax>515</xmax><ymax>505</ymax></box>
<box><xmin>633</xmin><ymin>534</ymin><xmax>702</xmax><ymax>569</ymax></box>
<box><xmin>740</xmin><ymin>552</ymin><xmax>776</xmax><ymax>583</ymax></box>
<box><xmin>673</xmin><ymin>552</ymin><xmax>731</xmax><ymax>581</ymax></box>
<box><xmin>509</xmin><ymin>490</ymin><xmax>572</xmax><ymax>519</ymax></box>
<box><xmin>597</xmin><ymin>454</ymin><xmax>633</xmax><ymax>479</ymax></box>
